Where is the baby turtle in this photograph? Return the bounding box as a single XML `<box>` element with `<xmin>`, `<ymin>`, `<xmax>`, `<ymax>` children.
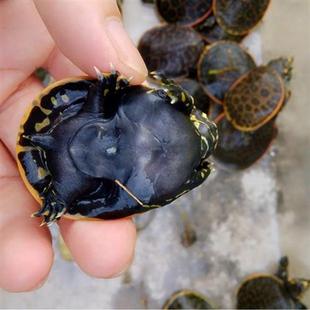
<box><xmin>16</xmin><ymin>70</ymin><xmax>218</xmax><ymax>225</ymax></box>
<box><xmin>213</xmin><ymin>0</ymin><xmax>271</xmax><ymax>36</ymax></box>
<box><xmin>155</xmin><ymin>0</ymin><xmax>212</xmax><ymax>26</ymax></box>
<box><xmin>237</xmin><ymin>256</ymin><xmax>310</xmax><ymax>309</ymax></box>
<box><xmin>223</xmin><ymin>57</ymin><xmax>293</xmax><ymax>131</ymax></box>
<box><xmin>138</xmin><ymin>25</ymin><xmax>205</xmax><ymax>78</ymax></box>
<box><xmin>163</xmin><ymin>290</ymin><xmax>215</xmax><ymax>309</ymax></box>
<box><xmin>194</xmin><ymin>15</ymin><xmax>245</xmax><ymax>44</ymax></box>
<box><xmin>214</xmin><ymin>114</ymin><xmax>277</xmax><ymax>170</ymax></box>
<box><xmin>198</xmin><ymin>41</ymin><xmax>256</xmax><ymax>104</ymax></box>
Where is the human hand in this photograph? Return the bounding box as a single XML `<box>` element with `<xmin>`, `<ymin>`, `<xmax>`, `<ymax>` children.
<box><xmin>0</xmin><ymin>0</ymin><xmax>147</xmax><ymax>292</ymax></box>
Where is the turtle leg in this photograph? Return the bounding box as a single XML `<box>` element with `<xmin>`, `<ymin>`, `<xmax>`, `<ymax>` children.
<box><xmin>275</xmin><ymin>256</ymin><xmax>289</xmax><ymax>281</ymax></box>
<box><xmin>33</xmin><ymin>188</ymin><xmax>66</xmax><ymax>226</ymax></box>
<box><xmin>183</xmin><ymin>160</ymin><xmax>212</xmax><ymax>191</ymax></box>
<box><xmin>171</xmin><ymin>160</ymin><xmax>212</xmax><ymax>202</ymax></box>
<box><xmin>149</xmin><ymin>71</ymin><xmax>194</xmax><ymax>115</ymax></box>
<box><xmin>83</xmin><ymin>68</ymin><xmax>133</xmax><ymax>116</ymax></box>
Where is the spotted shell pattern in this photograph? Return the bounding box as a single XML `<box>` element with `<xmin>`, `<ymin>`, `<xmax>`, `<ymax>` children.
<box><xmin>224</xmin><ymin>66</ymin><xmax>284</xmax><ymax>131</ymax></box>
<box><xmin>156</xmin><ymin>0</ymin><xmax>212</xmax><ymax>26</ymax></box>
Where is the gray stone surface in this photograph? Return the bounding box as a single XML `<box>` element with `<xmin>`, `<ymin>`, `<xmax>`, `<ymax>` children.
<box><xmin>1</xmin><ymin>0</ymin><xmax>309</xmax><ymax>308</ymax></box>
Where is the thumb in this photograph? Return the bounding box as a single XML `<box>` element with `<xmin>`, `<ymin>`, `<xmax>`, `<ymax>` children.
<box><xmin>33</xmin><ymin>0</ymin><xmax>147</xmax><ymax>83</ymax></box>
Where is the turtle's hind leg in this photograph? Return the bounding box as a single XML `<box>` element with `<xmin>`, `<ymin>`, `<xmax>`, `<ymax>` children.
<box><xmin>32</xmin><ymin>189</ymin><xmax>66</xmax><ymax>226</ymax></box>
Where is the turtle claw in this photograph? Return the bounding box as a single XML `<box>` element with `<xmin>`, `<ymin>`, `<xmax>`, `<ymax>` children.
<box><xmin>32</xmin><ymin>193</ymin><xmax>66</xmax><ymax>225</ymax></box>
<box><xmin>94</xmin><ymin>66</ymin><xmax>104</xmax><ymax>81</ymax></box>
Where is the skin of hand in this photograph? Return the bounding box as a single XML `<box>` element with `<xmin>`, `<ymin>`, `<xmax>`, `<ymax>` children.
<box><xmin>0</xmin><ymin>0</ymin><xmax>148</xmax><ymax>292</ymax></box>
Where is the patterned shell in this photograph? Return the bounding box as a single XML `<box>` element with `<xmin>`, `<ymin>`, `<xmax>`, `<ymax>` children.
<box><xmin>198</xmin><ymin>41</ymin><xmax>256</xmax><ymax>104</ymax></box>
<box><xmin>214</xmin><ymin>0</ymin><xmax>271</xmax><ymax>35</ymax></box>
<box><xmin>224</xmin><ymin>66</ymin><xmax>285</xmax><ymax>131</ymax></box>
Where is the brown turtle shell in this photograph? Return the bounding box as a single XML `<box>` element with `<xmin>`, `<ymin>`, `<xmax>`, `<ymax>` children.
<box><xmin>197</xmin><ymin>41</ymin><xmax>256</xmax><ymax>104</ymax></box>
<box><xmin>194</xmin><ymin>15</ymin><xmax>245</xmax><ymax>44</ymax></box>
<box><xmin>163</xmin><ymin>290</ymin><xmax>215</xmax><ymax>309</ymax></box>
<box><xmin>213</xmin><ymin>114</ymin><xmax>277</xmax><ymax>170</ymax></box>
<box><xmin>156</xmin><ymin>0</ymin><xmax>212</xmax><ymax>26</ymax></box>
<box><xmin>213</xmin><ymin>0</ymin><xmax>271</xmax><ymax>36</ymax></box>
<box><xmin>138</xmin><ymin>25</ymin><xmax>205</xmax><ymax>78</ymax></box>
<box><xmin>224</xmin><ymin>66</ymin><xmax>285</xmax><ymax>131</ymax></box>
<box><xmin>237</xmin><ymin>275</ymin><xmax>294</xmax><ymax>309</ymax></box>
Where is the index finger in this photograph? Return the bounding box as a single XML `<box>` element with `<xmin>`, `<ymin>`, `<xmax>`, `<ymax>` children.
<box><xmin>33</xmin><ymin>0</ymin><xmax>148</xmax><ymax>83</ymax></box>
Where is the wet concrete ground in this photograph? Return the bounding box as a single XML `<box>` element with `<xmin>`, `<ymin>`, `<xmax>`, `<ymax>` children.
<box><xmin>0</xmin><ymin>0</ymin><xmax>309</xmax><ymax>308</ymax></box>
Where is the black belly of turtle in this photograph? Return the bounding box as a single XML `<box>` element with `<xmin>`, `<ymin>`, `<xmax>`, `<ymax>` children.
<box><xmin>18</xmin><ymin>72</ymin><xmax>215</xmax><ymax>224</ymax></box>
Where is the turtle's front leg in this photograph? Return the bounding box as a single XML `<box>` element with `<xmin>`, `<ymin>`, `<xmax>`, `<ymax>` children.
<box><xmin>33</xmin><ymin>188</ymin><xmax>67</xmax><ymax>226</ymax></box>
<box><xmin>149</xmin><ymin>71</ymin><xmax>194</xmax><ymax>115</ymax></box>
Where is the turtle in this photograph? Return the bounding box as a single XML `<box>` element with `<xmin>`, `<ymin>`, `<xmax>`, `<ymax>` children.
<box><xmin>194</xmin><ymin>14</ymin><xmax>245</xmax><ymax>44</ymax></box>
<box><xmin>197</xmin><ymin>41</ymin><xmax>256</xmax><ymax>104</ymax></box>
<box><xmin>237</xmin><ymin>256</ymin><xmax>310</xmax><ymax>309</ymax></box>
<box><xmin>213</xmin><ymin>0</ymin><xmax>271</xmax><ymax>36</ymax></box>
<box><xmin>16</xmin><ymin>70</ymin><xmax>218</xmax><ymax>225</ymax></box>
<box><xmin>223</xmin><ymin>57</ymin><xmax>293</xmax><ymax>131</ymax></box>
<box><xmin>213</xmin><ymin>114</ymin><xmax>277</xmax><ymax>170</ymax></box>
<box><xmin>138</xmin><ymin>25</ymin><xmax>205</xmax><ymax>79</ymax></box>
<box><xmin>176</xmin><ymin>78</ymin><xmax>211</xmax><ymax>115</ymax></box>
<box><xmin>163</xmin><ymin>290</ymin><xmax>216</xmax><ymax>309</ymax></box>
<box><xmin>155</xmin><ymin>0</ymin><xmax>212</xmax><ymax>26</ymax></box>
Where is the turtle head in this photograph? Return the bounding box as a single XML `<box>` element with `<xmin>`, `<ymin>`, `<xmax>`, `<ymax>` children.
<box><xmin>267</xmin><ymin>57</ymin><xmax>294</xmax><ymax>83</ymax></box>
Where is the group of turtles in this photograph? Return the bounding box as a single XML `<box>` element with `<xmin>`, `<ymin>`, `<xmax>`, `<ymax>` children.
<box><xmin>136</xmin><ymin>0</ymin><xmax>309</xmax><ymax>309</ymax></box>
<box><xmin>162</xmin><ymin>257</ymin><xmax>310</xmax><ymax>309</ymax></box>
<box><xmin>139</xmin><ymin>0</ymin><xmax>293</xmax><ymax>170</ymax></box>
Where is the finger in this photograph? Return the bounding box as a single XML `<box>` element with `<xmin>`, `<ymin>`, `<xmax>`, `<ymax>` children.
<box><xmin>34</xmin><ymin>0</ymin><xmax>147</xmax><ymax>83</ymax></box>
<box><xmin>0</xmin><ymin>141</ymin><xmax>18</xmax><ymax>177</ymax></box>
<box><xmin>0</xmin><ymin>77</ymin><xmax>43</xmax><ymax>156</ymax></box>
<box><xmin>59</xmin><ymin>218</ymin><xmax>136</xmax><ymax>278</ymax></box>
<box><xmin>0</xmin><ymin>0</ymin><xmax>54</xmax><ymax>105</ymax></box>
<box><xmin>0</xmin><ymin>163</ymin><xmax>53</xmax><ymax>292</ymax></box>
<box><xmin>45</xmin><ymin>48</ymin><xmax>85</xmax><ymax>80</ymax></box>
<box><xmin>0</xmin><ymin>75</ymin><xmax>137</xmax><ymax>280</ymax></box>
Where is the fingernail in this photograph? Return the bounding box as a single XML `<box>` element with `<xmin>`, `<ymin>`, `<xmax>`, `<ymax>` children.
<box><xmin>105</xmin><ymin>18</ymin><xmax>148</xmax><ymax>79</ymax></box>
